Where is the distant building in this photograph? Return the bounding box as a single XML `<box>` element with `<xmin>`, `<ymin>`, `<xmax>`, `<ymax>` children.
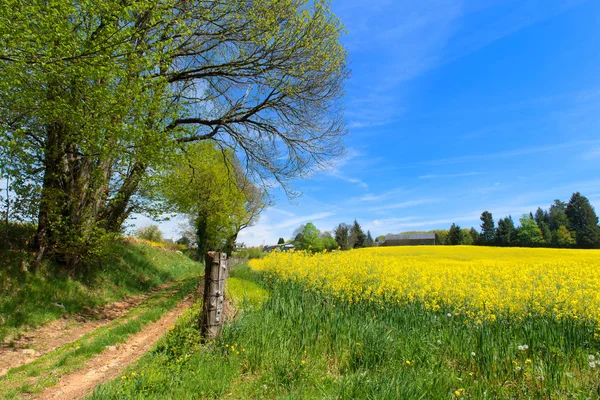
<box><xmin>263</xmin><ymin>243</ymin><xmax>295</xmax><ymax>252</ymax></box>
<box><xmin>383</xmin><ymin>233</ymin><xmax>436</xmax><ymax>246</ymax></box>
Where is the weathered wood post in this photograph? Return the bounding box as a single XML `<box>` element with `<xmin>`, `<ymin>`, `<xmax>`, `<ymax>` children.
<box><xmin>201</xmin><ymin>251</ymin><xmax>228</xmax><ymax>339</ymax></box>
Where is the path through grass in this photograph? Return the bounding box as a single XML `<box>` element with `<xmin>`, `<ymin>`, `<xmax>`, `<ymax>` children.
<box><xmin>0</xmin><ymin>277</ymin><xmax>199</xmax><ymax>399</ymax></box>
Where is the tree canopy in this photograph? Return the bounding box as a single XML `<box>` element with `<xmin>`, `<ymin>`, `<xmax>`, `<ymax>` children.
<box><xmin>479</xmin><ymin>211</ymin><xmax>495</xmax><ymax>244</ymax></box>
<box><xmin>159</xmin><ymin>142</ymin><xmax>264</xmax><ymax>256</ymax></box>
<box><xmin>0</xmin><ymin>0</ymin><xmax>348</xmax><ymax>267</ymax></box>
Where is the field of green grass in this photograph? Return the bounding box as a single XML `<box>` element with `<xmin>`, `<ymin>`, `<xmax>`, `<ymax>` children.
<box><xmin>90</xmin><ymin>263</ymin><xmax>600</xmax><ymax>399</ymax></box>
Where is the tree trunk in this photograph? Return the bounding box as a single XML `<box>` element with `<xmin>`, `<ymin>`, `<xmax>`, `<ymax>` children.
<box><xmin>100</xmin><ymin>161</ymin><xmax>146</xmax><ymax>232</ymax></box>
<box><xmin>225</xmin><ymin>232</ymin><xmax>238</xmax><ymax>257</ymax></box>
<box><xmin>33</xmin><ymin>120</ymin><xmax>68</xmax><ymax>268</ymax></box>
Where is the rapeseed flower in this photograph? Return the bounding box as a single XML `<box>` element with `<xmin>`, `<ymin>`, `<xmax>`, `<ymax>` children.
<box><xmin>249</xmin><ymin>246</ymin><xmax>600</xmax><ymax>324</ymax></box>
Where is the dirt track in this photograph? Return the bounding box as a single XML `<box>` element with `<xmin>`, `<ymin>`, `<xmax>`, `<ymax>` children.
<box><xmin>35</xmin><ymin>293</ymin><xmax>197</xmax><ymax>400</ymax></box>
<box><xmin>0</xmin><ymin>282</ymin><xmax>176</xmax><ymax>377</ymax></box>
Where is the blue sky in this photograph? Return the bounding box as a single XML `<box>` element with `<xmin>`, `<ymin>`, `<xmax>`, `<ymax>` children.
<box><xmin>141</xmin><ymin>0</ymin><xmax>600</xmax><ymax>245</ymax></box>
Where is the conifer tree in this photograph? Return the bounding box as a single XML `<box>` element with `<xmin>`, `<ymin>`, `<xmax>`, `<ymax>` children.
<box><xmin>334</xmin><ymin>223</ymin><xmax>350</xmax><ymax>250</ymax></box>
<box><xmin>447</xmin><ymin>223</ymin><xmax>462</xmax><ymax>245</ymax></box>
<box><xmin>496</xmin><ymin>216</ymin><xmax>515</xmax><ymax>246</ymax></box>
<box><xmin>349</xmin><ymin>219</ymin><xmax>366</xmax><ymax>248</ymax></box>
<box><xmin>365</xmin><ymin>230</ymin><xmax>374</xmax><ymax>247</ymax></box>
<box><xmin>566</xmin><ymin>192</ymin><xmax>600</xmax><ymax>248</ymax></box>
<box><xmin>479</xmin><ymin>211</ymin><xmax>495</xmax><ymax>245</ymax></box>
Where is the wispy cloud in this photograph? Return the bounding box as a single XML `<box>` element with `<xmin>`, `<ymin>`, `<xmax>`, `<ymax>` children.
<box><xmin>364</xmin><ymin>213</ymin><xmax>481</xmax><ymax>234</ymax></box>
<box><xmin>582</xmin><ymin>147</ymin><xmax>600</xmax><ymax>161</ymax></box>
<box><xmin>338</xmin><ymin>0</ymin><xmax>586</xmax><ymax>130</ymax></box>
<box><xmin>419</xmin><ymin>139</ymin><xmax>600</xmax><ymax>167</ymax></box>
<box><xmin>419</xmin><ymin>172</ymin><xmax>480</xmax><ymax>180</ymax></box>
<box><xmin>324</xmin><ymin>148</ymin><xmax>369</xmax><ymax>189</ymax></box>
<box><xmin>273</xmin><ymin>212</ymin><xmax>335</xmax><ymax>231</ymax></box>
<box><xmin>375</xmin><ymin>198</ymin><xmax>442</xmax><ymax>211</ymax></box>
<box><xmin>348</xmin><ymin>187</ymin><xmax>411</xmax><ymax>204</ymax></box>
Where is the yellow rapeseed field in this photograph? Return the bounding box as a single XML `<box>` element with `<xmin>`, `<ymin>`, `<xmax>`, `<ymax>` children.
<box><xmin>249</xmin><ymin>246</ymin><xmax>600</xmax><ymax>325</ymax></box>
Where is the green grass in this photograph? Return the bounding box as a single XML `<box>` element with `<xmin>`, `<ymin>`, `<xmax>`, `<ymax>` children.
<box><xmin>91</xmin><ymin>266</ymin><xmax>600</xmax><ymax>400</ymax></box>
<box><xmin>0</xmin><ymin>240</ymin><xmax>201</xmax><ymax>342</ymax></box>
<box><xmin>0</xmin><ymin>277</ymin><xmax>200</xmax><ymax>398</ymax></box>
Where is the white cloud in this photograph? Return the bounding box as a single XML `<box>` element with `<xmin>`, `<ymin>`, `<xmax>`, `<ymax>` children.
<box><xmin>323</xmin><ymin>148</ymin><xmax>369</xmax><ymax>189</ymax></box>
<box><xmin>375</xmin><ymin>199</ymin><xmax>442</xmax><ymax>211</ymax></box>
<box><xmin>419</xmin><ymin>172</ymin><xmax>480</xmax><ymax>179</ymax></box>
<box><xmin>419</xmin><ymin>139</ymin><xmax>600</xmax><ymax>167</ymax></box>
<box><xmin>272</xmin><ymin>212</ymin><xmax>335</xmax><ymax>231</ymax></box>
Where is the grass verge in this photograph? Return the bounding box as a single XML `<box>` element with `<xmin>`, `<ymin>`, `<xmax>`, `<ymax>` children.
<box><xmin>0</xmin><ymin>277</ymin><xmax>199</xmax><ymax>399</ymax></box>
<box><xmin>0</xmin><ymin>241</ymin><xmax>201</xmax><ymax>342</ymax></box>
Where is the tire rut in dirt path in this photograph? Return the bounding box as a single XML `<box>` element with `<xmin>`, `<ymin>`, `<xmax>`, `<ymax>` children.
<box><xmin>0</xmin><ymin>281</ymin><xmax>177</xmax><ymax>377</ymax></box>
<box><xmin>33</xmin><ymin>291</ymin><xmax>198</xmax><ymax>400</ymax></box>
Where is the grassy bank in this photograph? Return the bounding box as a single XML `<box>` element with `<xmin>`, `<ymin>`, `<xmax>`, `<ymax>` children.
<box><xmin>0</xmin><ymin>239</ymin><xmax>201</xmax><ymax>342</ymax></box>
<box><xmin>90</xmin><ymin>265</ymin><xmax>600</xmax><ymax>399</ymax></box>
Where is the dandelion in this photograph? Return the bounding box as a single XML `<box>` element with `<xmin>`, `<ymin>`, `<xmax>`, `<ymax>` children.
<box><xmin>301</xmin><ymin>360</ymin><xmax>306</xmax><ymax>365</ymax></box>
<box><xmin>454</xmin><ymin>390</ymin><xmax>461</xmax><ymax>397</ymax></box>
<box><xmin>406</xmin><ymin>360</ymin><xmax>411</xmax><ymax>365</ymax></box>
<box><xmin>471</xmin><ymin>352</ymin><xmax>476</xmax><ymax>357</ymax></box>
<box><xmin>437</xmin><ymin>340</ymin><xmax>442</xmax><ymax>345</ymax></box>
<box><xmin>447</xmin><ymin>313</ymin><xmax>452</xmax><ymax>318</ymax></box>
<box><xmin>526</xmin><ymin>359</ymin><xmax>532</xmax><ymax>364</ymax></box>
<box><xmin>515</xmin><ymin>366</ymin><xmax>522</xmax><ymax>372</ymax></box>
<box><xmin>589</xmin><ymin>362</ymin><xmax>596</xmax><ymax>368</ymax></box>
<box><xmin>121</xmin><ymin>375</ymin><xmax>127</xmax><ymax>380</ymax></box>
<box><xmin>589</xmin><ymin>355</ymin><xmax>595</xmax><ymax>361</ymax></box>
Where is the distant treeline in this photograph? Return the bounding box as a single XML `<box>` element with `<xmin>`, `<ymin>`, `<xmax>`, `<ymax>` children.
<box><xmin>287</xmin><ymin>220</ymin><xmax>375</xmax><ymax>252</ymax></box>
<box><xmin>421</xmin><ymin>192</ymin><xmax>599</xmax><ymax>249</ymax></box>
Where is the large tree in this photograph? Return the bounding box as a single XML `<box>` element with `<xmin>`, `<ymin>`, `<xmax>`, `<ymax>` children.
<box><xmin>479</xmin><ymin>211</ymin><xmax>495</xmax><ymax>245</ymax></box>
<box><xmin>534</xmin><ymin>207</ymin><xmax>549</xmax><ymax>228</ymax></box>
<box><xmin>496</xmin><ymin>216</ymin><xmax>515</xmax><ymax>246</ymax></box>
<box><xmin>548</xmin><ymin>200</ymin><xmax>568</xmax><ymax>231</ymax></box>
<box><xmin>298</xmin><ymin>222</ymin><xmax>323</xmax><ymax>252</ymax></box>
<box><xmin>349</xmin><ymin>219</ymin><xmax>366</xmax><ymax>248</ymax></box>
<box><xmin>517</xmin><ymin>214</ymin><xmax>543</xmax><ymax>246</ymax></box>
<box><xmin>334</xmin><ymin>223</ymin><xmax>350</xmax><ymax>250</ymax></box>
<box><xmin>447</xmin><ymin>223</ymin><xmax>462</xmax><ymax>245</ymax></box>
<box><xmin>565</xmin><ymin>192</ymin><xmax>600</xmax><ymax>248</ymax></box>
<box><xmin>0</xmin><ymin>0</ymin><xmax>348</xmax><ymax>267</ymax></box>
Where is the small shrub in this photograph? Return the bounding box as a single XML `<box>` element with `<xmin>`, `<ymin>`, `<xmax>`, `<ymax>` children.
<box><xmin>134</xmin><ymin>225</ymin><xmax>163</xmax><ymax>243</ymax></box>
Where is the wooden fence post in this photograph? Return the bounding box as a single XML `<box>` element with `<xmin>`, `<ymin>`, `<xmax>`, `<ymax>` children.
<box><xmin>201</xmin><ymin>251</ymin><xmax>228</xmax><ymax>339</ymax></box>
